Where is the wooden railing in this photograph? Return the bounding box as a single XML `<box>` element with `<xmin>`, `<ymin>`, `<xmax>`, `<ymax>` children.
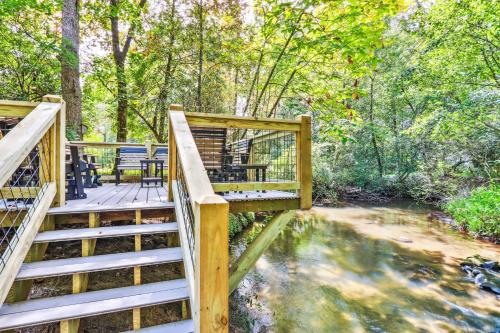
<box><xmin>168</xmin><ymin>107</ymin><xmax>229</xmax><ymax>333</ymax></box>
<box><xmin>67</xmin><ymin>141</ymin><xmax>168</xmax><ymax>180</ymax></box>
<box><xmin>0</xmin><ymin>95</ymin><xmax>65</xmax><ymax>305</ymax></box>
<box><xmin>185</xmin><ymin>111</ymin><xmax>312</xmax><ymax>209</ymax></box>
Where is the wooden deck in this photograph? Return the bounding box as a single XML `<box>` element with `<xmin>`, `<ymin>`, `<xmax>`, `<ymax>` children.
<box><xmin>48</xmin><ymin>183</ymin><xmax>171</xmax><ymax>214</ymax></box>
<box><xmin>47</xmin><ymin>183</ymin><xmax>298</xmax><ymax>215</ymax></box>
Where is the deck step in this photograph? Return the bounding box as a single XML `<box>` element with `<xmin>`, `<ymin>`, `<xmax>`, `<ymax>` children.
<box><xmin>34</xmin><ymin>222</ymin><xmax>178</xmax><ymax>243</ymax></box>
<box><xmin>16</xmin><ymin>248</ymin><xmax>183</xmax><ymax>280</ymax></box>
<box><xmin>122</xmin><ymin>320</ymin><xmax>194</xmax><ymax>333</ymax></box>
<box><xmin>0</xmin><ymin>279</ymin><xmax>189</xmax><ymax>330</ymax></box>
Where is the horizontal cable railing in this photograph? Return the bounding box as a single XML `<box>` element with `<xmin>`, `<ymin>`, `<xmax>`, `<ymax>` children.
<box><xmin>175</xmin><ymin>157</ymin><xmax>195</xmax><ymax>269</ymax></box>
<box><xmin>0</xmin><ymin>96</ymin><xmax>65</xmax><ymax>305</ymax></box>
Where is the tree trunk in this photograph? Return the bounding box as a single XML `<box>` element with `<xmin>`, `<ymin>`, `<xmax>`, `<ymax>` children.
<box><xmin>156</xmin><ymin>0</ymin><xmax>177</xmax><ymax>142</ymax></box>
<box><xmin>109</xmin><ymin>0</ymin><xmax>147</xmax><ymax>142</ymax></box>
<box><xmin>196</xmin><ymin>0</ymin><xmax>204</xmax><ymax>112</ymax></box>
<box><xmin>369</xmin><ymin>76</ymin><xmax>383</xmax><ymax>177</ymax></box>
<box><xmin>61</xmin><ymin>0</ymin><xmax>82</xmax><ymax>138</ymax></box>
<box><xmin>242</xmin><ymin>50</ymin><xmax>263</xmax><ymax>116</ymax></box>
<box><xmin>250</xmin><ymin>10</ymin><xmax>304</xmax><ymax>117</ymax></box>
<box><xmin>267</xmin><ymin>68</ymin><xmax>297</xmax><ymax>118</ymax></box>
<box><xmin>115</xmin><ymin>59</ymin><xmax>128</xmax><ymax>142</ymax></box>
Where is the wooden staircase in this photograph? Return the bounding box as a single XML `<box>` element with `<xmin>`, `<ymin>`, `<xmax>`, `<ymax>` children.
<box><xmin>0</xmin><ymin>219</ymin><xmax>194</xmax><ymax>332</ymax></box>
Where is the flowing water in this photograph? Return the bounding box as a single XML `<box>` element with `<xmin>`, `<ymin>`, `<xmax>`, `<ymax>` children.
<box><xmin>231</xmin><ymin>202</ymin><xmax>499</xmax><ymax>333</ymax></box>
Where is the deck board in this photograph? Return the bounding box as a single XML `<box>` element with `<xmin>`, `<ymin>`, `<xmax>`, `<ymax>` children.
<box><xmin>0</xmin><ymin>280</ymin><xmax>188</xmax><ymax>330</ymax></box>
<box><xmin>47</xmin><ymin>183</ymin><xmax>297</xmax><ymax>215</ymax></box>
<box><xmin>17</xmin><ymin>248</ymin><xmax>183</xmax><ymax>280</ymax></box>
<box><xmin>48</xmin><ymin>183</ymin><xmax>173</xmax><ymax>214</ymax></box>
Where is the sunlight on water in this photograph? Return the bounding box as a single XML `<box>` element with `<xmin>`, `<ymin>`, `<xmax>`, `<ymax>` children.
<box><xmin>234</xmin><ymin>203</ymin><xmax>500</xmax><ymax>333</ymax></box>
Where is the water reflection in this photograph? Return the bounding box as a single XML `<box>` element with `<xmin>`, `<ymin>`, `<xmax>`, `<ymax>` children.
<box><xmin>235</xmin><ymin>206</ymin><xmax>500</xmax><ymax>333</ymax></box>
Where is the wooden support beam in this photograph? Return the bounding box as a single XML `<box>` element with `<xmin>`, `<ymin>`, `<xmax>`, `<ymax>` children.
<box><xmin>133</xmin><ymin>209</ymin><xmax>142</xmax><ymax>330</ymax></box>
<box><xmin>227</xmin><ymin>198</ymin><xmax>300</xmax><ymax>213</ymax></box>
<box><xmin>185</xmin><ymin>112</ymin><xmax>301</xmax><ymax>132</ymax></box>
<box><xmin>51</xmin><ymin>209</ymin><xmax>174</xmax><ymax>225</ymax></box>
<box><xmin>212</xmin><ymin>181</ymin><xmax>300</xmax><ymax>193</ymax></box>
<box><xmin>168</xmin><ymin>105</ymin><xmax>179</xmax><ymax>202</ymax></box>
<box><xmin>195</xmin><ymin>195</ymin><xmax>229</xmax><ymax>333</ymax></box>
<box><xmin>42</xmin><ymin>95</ymin><xmax>65</xmax><ymax>207</ymax></box>
<box><xmin>0</xmin><ymin>100</ymin><xmax>38</xmax><ymax>117</ymax></box>
<box><xmin>229</xmin><ymin>210</ymin><xmax>295</xmax><ymax>294</ymax></box>
<box><xmin>296</xmin><ymin>115</ymin><xmax>312</xmax><ymax>209</ymax></box>
<box><xmin>63</xmin><ymin>212</ymin><xmax>100</xmax><ymax>333</ymax></box>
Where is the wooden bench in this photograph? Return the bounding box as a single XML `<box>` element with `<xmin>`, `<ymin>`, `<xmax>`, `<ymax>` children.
<box><xmin>115</xmin><ymin>147</ymin><xmax>148</xmax><ymax>185</ymax></box>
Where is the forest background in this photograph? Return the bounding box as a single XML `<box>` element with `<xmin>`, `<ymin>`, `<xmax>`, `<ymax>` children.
<box><xmin>0</xmin><ymin>0</ymin><xmax>498</xmax><ymax>237</ymax></box>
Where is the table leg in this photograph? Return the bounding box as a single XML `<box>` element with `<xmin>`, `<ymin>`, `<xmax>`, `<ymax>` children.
<box><xmin>262</xmin><ymin>168</ymin><xmax>267</xmax><ymax>193</ymax></box>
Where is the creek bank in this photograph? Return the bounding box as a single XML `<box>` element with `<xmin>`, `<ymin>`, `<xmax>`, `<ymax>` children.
<box><xmin>428</xmin><ymin>211</ymin><xmax>499</xmax><ymax>244</ymax></box>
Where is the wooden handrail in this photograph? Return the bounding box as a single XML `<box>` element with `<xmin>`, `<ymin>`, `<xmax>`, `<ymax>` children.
<box><xmin>169</xmin><ymin>111</ymin><xmax>216</xmax><ymax>205</ymax></box>
<box><xmin>0</xmin><ymin>95</ymin><xmax>65</xmax><ymax>305</ymax></box>
<box><xmin>0</xmin><ymin>101</ymin><xmax>61</xmax><ymax>188</ymax></box>
<box><xmin>168</xmin><ymin>108</ymin><xmax>229</xmax><ymax>333</ymax></box>
<box><xmin>185</xmin><ymin>112</ymin><xmax>301</xmax><ymax>131</ymax></box>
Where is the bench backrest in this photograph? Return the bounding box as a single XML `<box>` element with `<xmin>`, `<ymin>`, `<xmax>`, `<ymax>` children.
<box><xmin>191</xmin><ymin>127</ymin><xmax>227</xmax><ymax>170</ymax></box>
<box><xmin>154</xmin><ymin>147</ymin><xmax>168</xmax><ymax>160</ymax></box>
<box><xmin>228</xmin><ymin>138</ymin><xmax>253</xmax><ymax>165</ymax></box>
<box><xmin>118</xmin><ymin>147</ymin><xmax>148</xmax><ymax>167</ymax></box>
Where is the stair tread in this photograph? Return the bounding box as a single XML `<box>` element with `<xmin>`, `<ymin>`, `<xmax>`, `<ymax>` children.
<box><xmin>0</xmin><ymin>280</ymin><xmax>189</xmax><ymax>330</ymax></box>
<box><xmin>34</xmin><ymin>223</ymin><xmax>178</xmax><ymax>243</ymax></box>
<box><xmin>121</xmin><ymin>320</ymin><xmax>194</xmax><ymax>333</ymax></box>
<box><xmin>17</xmin><ymin>248</ymin><xmax>183</xmax><ymax>280</ymax></box>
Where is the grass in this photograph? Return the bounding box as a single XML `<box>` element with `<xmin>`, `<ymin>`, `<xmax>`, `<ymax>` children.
<box><xmin>445</xmin><ymin>185</ymin><xmax>499</xmax><ymax>238</ymax></box>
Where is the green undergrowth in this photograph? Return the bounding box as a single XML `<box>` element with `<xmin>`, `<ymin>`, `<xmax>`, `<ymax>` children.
<box><xmin>229</xmin><ymin>212</ymin><xmax>256</xmax><ymax>240</ymax></box>
<box><xmin>445</xmin><ymin>185</ymin><xmax>499</xmax><ymax>238</ymax></box>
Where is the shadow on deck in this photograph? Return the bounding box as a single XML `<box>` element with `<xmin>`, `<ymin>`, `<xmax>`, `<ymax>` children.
<box><xmin>47</xmin><ymin>183</ymin><xmax>298</xmax><ymax>215</ymax></box>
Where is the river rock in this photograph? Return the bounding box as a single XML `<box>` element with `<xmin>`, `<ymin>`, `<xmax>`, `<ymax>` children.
<box><xmin>474</xmin><ymin>273</ymin><xmax>486</xmax><ymax>285</ymax></box>
<box><xmin>480</xmin><ymin>282</ymin><xmax>500</xmax><ymax>295</ymax></box>
<box><xmin>427</xmin><ymin>211</ymin><xmax>458</xmax><ymax>228</ymax></box>
<box><xmin>392</xmin><ymin>236</ymin><xmax>413</xmax><ymax>243</ymax></box>
<box><xmin>480</xmin><ymin>261</ymin><xmax>500</xmax><ymax>272</ymax></box>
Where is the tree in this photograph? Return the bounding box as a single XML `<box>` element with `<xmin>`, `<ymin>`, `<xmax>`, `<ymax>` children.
<box><xmin>109</xmin><ymin>0</ymin><xmax>147</xmax><ymax>142</ymax></box>
<box><xmin>61</xmin><ymin>0</ymin><xmax>83</xmax><ymax>138</ymax></box>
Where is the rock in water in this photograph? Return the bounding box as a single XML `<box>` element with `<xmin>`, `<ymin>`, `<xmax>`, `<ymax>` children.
<box><xmin>481</xmin><ymin>261</ymin><xmax>500</xmax><ymax>272</ymax></box>
<box><xmin>480</xmin><ymin>283</ymin><xmax>500</xmax><ymax>295</ymax></box>
<box><xmin>393</xmin><ymin>236</ymin><xmax>413</xmax><ymax>243</ymax></box>
<box><xmin>474</xmin><ymin>273</ymin><xmax>486</xmax><ymax>285</ymax></box>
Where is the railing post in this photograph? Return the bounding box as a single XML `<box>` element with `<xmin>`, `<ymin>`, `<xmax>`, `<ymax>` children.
<box><xmin>42</xmin><ymin>95</ymin><xmax>66</xmax><ymax>207</ymax></box>
<box><xmin>167</xmin><ymin>105</ymin><xmax>182</xmax><ymax>202</ymax></box>
<box><xmin>296</xmin><ymin>114</ymin><xmax>312</xmax><ymax>209</ymax></box>
<box><xmin>195</xmin><ymin>195</ymin><xmax>229</xmax><ymax>333</ymax></box>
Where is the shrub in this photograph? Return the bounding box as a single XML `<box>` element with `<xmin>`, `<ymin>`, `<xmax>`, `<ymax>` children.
<box><xmin>228</xmin><ymin>212</ymin><xmax>256</xmax><ymax>239</ymax></box>
<box><xmin>312</xmin><ymin>159</ymin><xmax>337</xmax><ymax>204</ymax></box>
<box><xmin>445</xmin><ymin>185</ymin><xmax>499</xmax><ymax>238</ymax></box>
